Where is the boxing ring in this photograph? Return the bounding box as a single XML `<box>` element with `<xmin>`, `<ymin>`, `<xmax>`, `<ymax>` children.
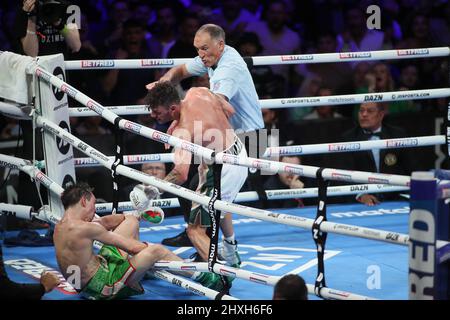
<box><xmin>1</xmin><ymin>46</ymin><xmax>450</xmax><ymax>300</ymax></box>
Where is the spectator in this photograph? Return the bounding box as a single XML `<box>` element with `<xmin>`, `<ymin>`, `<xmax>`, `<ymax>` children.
<box><xmin>209</xmin><ymin>0</ymin><xmax>258</xmax><ymax>46</ymax></box>
<box><xmin>303</xmin><ymin>87</ymin><xmax>343</xmax><ymax>120</ymax></box>
<box><xmin>340</xmin><ymin>102</ymin><xmax>416</xmax><ymax>206</ymax></box>
<box><xmin>148</xmin><ymin>3</ymin><xmax>179</xmax><ymax>59</ymax></box>
<box><xmin>102</xmin><ymin>19</ymin><xmax>157</xmax><ymax>106</ymax></box>
<box><xmin>337</xmin><ymin>7</ymin><xmax>384</xmax><ymax>68</ymax></box>
<box><xmin>236</xmin><ymin>32</ymin><xmax>285</xmax><ymax>98</ymax></box>
<box><xmin>273</xmin><ymin>274</ymin><xmax>308</xmax><ymax>300</ymax></box>
<box><xmin>75</xmin><ymin>116</ymin><xmax>111</xmax><ymax>136</ymax></box>
<box><xmin>245</xmin><ymin>0</ymin><xmax>301</xmax><ymax>92</ymax></box>
<box><xmin>92</xmin><ymin>0</ymin><xmax>131</xmax><ymax>52</ymax></box>
<box><xmin>12</xmin><ymin>0</ymin><xmax>80</xmax><ymax>231</ymax></box>
<box><xmin>1</xmin><ymin>244</ymin><xmax>60</xmax><ymax>299</ymax></box>
<box><xmin>263</xmin><ymin>155</ymin><xmax>315</xmax><ymax>208</ymax></box>
<box><xmin>14</xmin><ymin>0</ymin><xmax>81</xmax><ymax>57</ymax></box>
<box><xmin>295</xmin><ymin>30</ymin><xmax>352</xmax><ymax>95</ymax></box>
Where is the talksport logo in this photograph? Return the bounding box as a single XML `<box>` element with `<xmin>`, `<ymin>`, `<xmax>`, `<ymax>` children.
<box><xmin>152</xmin><ymin>131</ymin><xmax>170</xmax><ymax>143</ymax></box>
<box><xmin>63</xmin><ymin>174</ymin><xmax>75</xmax><ymax>189</ymax></box>
<box><xmin>52</xmin><ymin>66</ymin><xmax>66</xmax><ymax>101</ymax></box>
<box><xmin>56</xmin><ymin>121</ymin><xmax>71</xmax><ymax>155</ymax></box>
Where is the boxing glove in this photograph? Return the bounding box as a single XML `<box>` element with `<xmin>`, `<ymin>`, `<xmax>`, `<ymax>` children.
<box><xmin>129</xmin><ymin>184</ymin><xmax>161</xmax><ymax>211</ymax></box>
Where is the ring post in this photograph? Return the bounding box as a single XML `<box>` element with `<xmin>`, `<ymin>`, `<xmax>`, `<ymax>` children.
<box><xmin>409</xmin><ymin>172</ymin><xmax>438</xmax><ymax>299</ymax></box>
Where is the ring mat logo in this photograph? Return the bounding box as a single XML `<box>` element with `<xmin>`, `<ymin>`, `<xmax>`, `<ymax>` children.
<box><xmin>52</xmin><ymin>66</ymin><xmax>66</xmax><ymax>101</ymax></box>
<box><xmin>56</xmin><ymin>120</ymin><xmax>71</xmax><ymax>154</ymax></box>
<box><xmin>173</xmin><ymin>244</ymin><xmax>340</xmax><ymax>274</ymax></box>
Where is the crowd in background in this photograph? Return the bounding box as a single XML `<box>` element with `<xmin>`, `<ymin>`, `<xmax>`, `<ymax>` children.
<box><xmin>0</xmin><ymin>0</ymin><xmax>449</xmax><ymax>214</ymax></box>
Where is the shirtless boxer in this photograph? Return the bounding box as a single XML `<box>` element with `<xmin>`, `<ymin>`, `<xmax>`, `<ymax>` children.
<box><xmin>145</xmin><ymin>81</ymin><xmax>248</xmax><ymax>269</ymax></box>
<box><xmin>54</xmin><ymin>182</ymin><xmax>225</xmax><ymax>300</ymax></box>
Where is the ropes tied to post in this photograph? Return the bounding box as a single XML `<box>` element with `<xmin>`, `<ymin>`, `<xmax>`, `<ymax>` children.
<box><xmin>313</xmin><ymin>168</ymin><xmax>329</xmax><ymax>298</ymax></box>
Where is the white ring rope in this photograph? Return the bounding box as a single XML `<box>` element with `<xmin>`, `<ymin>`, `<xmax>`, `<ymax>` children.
<box><xmin>264</xmin><ymin>135</ymin><xmax>445</xmax><ymax>157</ymax></box>
<box><xmin>64</xmin><ymin>87</ymin><xmax>450</xmax><ymax>117</ymax></box>
<box><xmin>28</xmin><ymin>64</ymin><xmax>411</xmax><ymax>187</ymax></box>
<box><xmin>32</xmin><ymin>115</ymin><xmax>428</xmax><ymax>246</ymax></box>
<box><xmin>152</xmin><ymin>261</ymin><xmax>375</xmax><ymax>300</ymax></box>
<box><xmin>259</xmin><ymin>88</ymin><xmax>450</xmax><ymax>109</ymax></box>
<box><xmin>94</xmin><ymin>184</ymin><xmax>409</xmax><ymax>213</ymax></box>
<box><xmin>36</xmin><ymin>153</ymin><xmax>175</xmax><ymax>169</ymax></box>
<box><xmin>64</xmin><ymin>47</ymin><xmax>450</xmax><ymax>70</ymax></box>
<box><xmin>0</xmin><ymin>153</ymin><xmax>64</xmax><ymax>197</ymax></box>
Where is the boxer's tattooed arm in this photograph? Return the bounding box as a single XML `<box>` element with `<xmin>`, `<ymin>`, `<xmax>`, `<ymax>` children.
<box><xmin>165</xmin><ymin>170</ymin><xmax>183</xmax><ymax>185</ymax></box>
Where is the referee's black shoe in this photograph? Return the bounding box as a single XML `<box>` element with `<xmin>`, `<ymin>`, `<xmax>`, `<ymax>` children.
<box><xmin>161</xmin><ymin>229</ymin><xmax>193</xmax><ymax>247</ymax></box>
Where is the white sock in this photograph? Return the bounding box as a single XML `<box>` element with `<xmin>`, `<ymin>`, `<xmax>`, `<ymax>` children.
<box><xmin>223</xmin><ymin>234</ymin><xmax>235</xmax><ymax>243</ymax></box>
<box><xmin>191</xmin><ymin>271</ymin><xmax>201</xmax><ymax>280</ymax></box>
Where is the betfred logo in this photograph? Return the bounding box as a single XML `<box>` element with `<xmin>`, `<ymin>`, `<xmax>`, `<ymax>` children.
<box><xmin>284</xmin><ymin>165</ymin><xmax>303</xmax><ymax>176</ymax></box>
<box><xmin>123</xmin><ymin>121</ymin><xmax>142</xmax><ymax>133</ymax></box>
<box><xmin>328</xmin><ymin>143</ymin><xmax>361</xmax><ymax>152</ymax></box>
<box><xmin>35</xmin><ymin>172</ymin><xmax>53</xmax><ymax>187</ymax></box>
<box><xmin>397</xmin><ymin>49</ymin><xmax>429</xmax><ymax>56</ymax></box>
<box><xmin>222</xmin><ymin>154</ymin><xmax>239</xmax><ymax>165</ymax></box>
<box><xmin>35</xmin><ymin>68</ymin><xmax>51</xmax><ymax>82</ymax></box>
<box><xmin>281</xmin><ymin>55</ymin><xmax>313</xmax><ymax>62</ymax></box>
<box><xmin>152</xmin><ymin>131</ymin><xmax>170</xmax><ymax>143</ymax></box>
<box><xmin>81</xmin><ymin>60</ymin><xmax>114</xmax><ymax>68</ymax></box>
<box><xmin>181</xmin><ymin>141</ymin><xmax>198</xmax><ymax>154</ymax></box>
<box><xmin>141</xmin><ymin>59</ymin><xmax>174</xmax><ymax>67</ymax></box>
<box><xmin>368</xmin><ymin>177</ymin><xmax>389</xmax><ymax>184</ymax></box>
<box><xmin>60</xmin><ymin>84</ymin><xmax>78</xmax><ymax>98</ymax></box>
<box><xmin>339</xmin><ymin>52</ymin><xmax>371</xmax><ymax>59</ymax></box>
<box><xmin>252</xmin><ymin>160</ymin><xmax>270</xmax><ymax>170</ymax></box>
<box><xmin>386</xmin><ymin>138</ymin><xmax>418</xmax><ymax>148</ymax></box>
<box><xmin>280</xmin><ymin>146</ymin><xmax>302</xmax><ymax>155</ymax></box>
<box><xmin>86</xmin><ymin>100</ymin><xmax>104</xmax><ymax>115</ymax></box>
<box><xmin>331</xmin><ymin>172</ymin><xmax>352</xmax><ymax>181</ymax></box>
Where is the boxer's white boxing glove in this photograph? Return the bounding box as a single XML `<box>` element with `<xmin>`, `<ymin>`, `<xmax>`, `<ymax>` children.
<box><xmin>36</xmin><ymin>205</ymin><xmax>61</xmax><ymax>225</ymax></box>
<box><xmin>129</xmin><ymin>184</ymin><xmax>161</xmax><ymax>211</ymax></box>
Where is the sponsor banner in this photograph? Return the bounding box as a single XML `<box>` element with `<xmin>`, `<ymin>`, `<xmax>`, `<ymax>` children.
<box><xmin>141</xmin><ymin>59</ymin><xmax>174</xmax><ymax>67</ymax></box>
<box><xmin>391</xmin><ymin>92</ymin><xmax>430</xmax><ymax>100</ymax></box>
<box><xmin>126</xmin><ymin>154</ymin><xmax>162</xmax><ymax>163</ymax></box>
<box><xmin>123</xmin><ymin>121</ymin><xmax>142</xmax><ymax>134</ymax></box>
<box><xmin>280</xmin><ymin>98</ymin><xmax>320</xmax><ymax>105</ymax></box>
<box><xmin>331</xmin><ymin>172</ymin><xmax>353</xmax><ymax>181</ymax></box>
<box><xmin>280</xmin><ymin>146</ymin><xmax>302</xmax><ymax>155</ymax></box>
<box><xmin>86</xmin><ymin>100</ymin><xmax>104</xmax><ymax>115</ymax></box>
<box><xmin>37</xmin><ymin>54</ymin><xmax>75</xmax><ymax>217</ymax></box>
<box><xmin>81</xmin><ymin>60</ymin><xmax>114</xmax><ymax>68</ymax></box>
<box><xmin>152</xmin><ymin>131</ymin><xmax>170</xmax><ymax>143</ymax></box>
<box><xmin>283</xmin><ymin>165</ymin><xmax>303</xmax><ymax>175</ymax></box>
<box><xmin>328</xmin><ymin>143</ymin><xmax>361</xmax><ymax>152</ymax></box>
<box><xmin>368</xmin><ymin>177</ymin><xmax>390</xmax><ymax>184</ymax></box>
<box><xmin>386</xmin><ymin>138</ymin><xmax>418</xmax><ymax>148</ymax></box>
<box><xmin>60</xmin><ymin>84</ymin><xmax>78</xmax><ymax>98</ymax></box>
<box><xmin>397</xmin><ymin>49</ymin><xmax>429</xmax><ymax>56</ymax></box>
<box><xmin>252</xmin><ymin>159</ymin><xmax>271</xmax><ymax>170</ymax></box>
<box><xmin>327</xmin><ymin>97</ymin><xmax>356</xmax><ymax>104</ymax></box>
<box><xmin>280</xmin><ymin>55</ymin><xmax>314</xmax><ymax>62</ymax></box>
<box><xmin>363</xmin><ymin>94</ymin><xmax>383</xmax><ymax>102</ymax></box>
<box><xmin>339</xmin><ymin>52</ymin><xmax>372</xmax><ymax>59</ymax></box>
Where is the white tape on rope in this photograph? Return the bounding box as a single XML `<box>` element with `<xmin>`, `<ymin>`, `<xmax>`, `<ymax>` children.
<box><xmin>264</xmin><ymin>135</ymin><xmax>445</xmax><ymax>157</ymax></box>
<box><xmin>64</xmin><ymin>47</ymin><xmax>450</xmax><ymax>70</ymax></box>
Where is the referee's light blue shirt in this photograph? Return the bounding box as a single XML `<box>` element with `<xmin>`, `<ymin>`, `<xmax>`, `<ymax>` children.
<box><xmin>186</xmin><ymin>45</ymin><xmax>264</xmax><ymax>132</ymax></box>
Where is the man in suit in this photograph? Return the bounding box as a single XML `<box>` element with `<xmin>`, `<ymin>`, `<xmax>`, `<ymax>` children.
<box><xmin>340</xmin><ymin>102</ymin><xmax>416</xmax><ymax>206</ymax></box>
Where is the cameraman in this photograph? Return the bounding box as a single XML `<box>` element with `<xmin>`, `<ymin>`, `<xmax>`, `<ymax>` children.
<box><xmin>15</xmin><ymin>0</ymin><xmax>81</xmax><ymax>57</ymax></box>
